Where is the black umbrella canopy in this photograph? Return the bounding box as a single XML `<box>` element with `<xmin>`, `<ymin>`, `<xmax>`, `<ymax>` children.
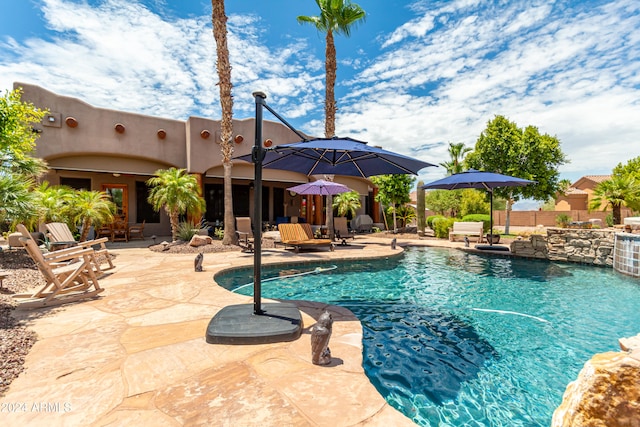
<box><xmin>236</xmin><ymin>136</ymin><xmax>435</xmax><ymax>177</ymax></box>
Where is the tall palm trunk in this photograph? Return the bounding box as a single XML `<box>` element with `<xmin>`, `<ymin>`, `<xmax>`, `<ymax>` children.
<box><xmin>325</xmin><ymin>30</ymin><xmax>337</xmax><ymax>139</ymax></box>
<box><xmin>211</xmin><ymin>0</ymin><xmax>236</xmax><ymax>245</ymax></box>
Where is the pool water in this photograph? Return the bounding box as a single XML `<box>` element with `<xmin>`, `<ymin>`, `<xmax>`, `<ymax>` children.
<box><xmin>215</xmin><ymin>247</ymin><xmax>640</xmax><ymax>426</ymax></box>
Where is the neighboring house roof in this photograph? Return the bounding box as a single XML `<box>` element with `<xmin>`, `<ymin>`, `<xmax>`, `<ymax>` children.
<box><xmin>572</xmin><ymin>175</ymin><xmax>611</xmax><ymax>189</ymax></box>
<box><xmin>563</xmin><ymin>187</ymin><xmax>588</xmax><ymax>195</ymax></box>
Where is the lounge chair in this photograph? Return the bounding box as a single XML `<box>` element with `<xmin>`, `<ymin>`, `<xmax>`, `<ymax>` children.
<box><xmin>333</xmin><ymin>217</ymin><xmax>356</xmax><ymax>245</ymax></box>
<box><xmin>278</xmin><ymin>223</ymin><xmax>334</xmax><ymax>253</ymax></box>
<box><xmin>44</xmin><ymin>222</ymin><xmax>115</xmax><ymax>272</ymax></box>
<box><xmin>128</xmin><ymin>220</ymin><xmax>145</xmax><ymax>240</ymax></box>
<box><xmin>13</xmin><ymin>236</ymin><xmax>104</xmax><ymax>309</ymax></box>
<box><xmin>235</xmin><ymin>217</ymin><xmax>255</xmax><ymax>252</ymax></box>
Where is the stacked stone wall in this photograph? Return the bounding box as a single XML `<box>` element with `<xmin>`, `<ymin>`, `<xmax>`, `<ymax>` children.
<box><xmin>510</xmin><ymin>228</ymin><xmax>616</xmax><ymax>266</ymax></box>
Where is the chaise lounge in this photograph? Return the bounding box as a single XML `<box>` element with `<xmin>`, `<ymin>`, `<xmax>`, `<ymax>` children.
<box><xmin>278</xmin><ymin>223</ymin><xmax>334</xmax><ymax>253</ymax></box>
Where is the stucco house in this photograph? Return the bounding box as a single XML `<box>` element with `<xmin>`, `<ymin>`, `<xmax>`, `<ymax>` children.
<box><xmin>555</xmin><ymin>175</ymin><xmax>611</xmax><ymax>211</ymax></box>
<box><xmin>17</xmin><ymin>82</ymin><xmax>380</xmax><ymax>237</ymax></box>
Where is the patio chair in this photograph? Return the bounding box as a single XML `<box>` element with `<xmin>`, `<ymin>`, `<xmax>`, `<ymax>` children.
<box><xmin>235</xmin><ymin>217</ymin><xmax>255</xmax><ymax>252</ymax></box>
<box><xmin>111</xmin><ymin>217</ymin><xmax>129</xmax><ymax>242</ymax></box>
<box><xmin>44</xmin><ymin>222</ymin><xmax>115</xmax><ymax>271</ymax></box>
<box><xmin>278</xmin><ymin>223</ymin><xmax>334</xmax><ymax>253</ymax></box>
<box><xmin>333</xmin><ymin>217</ymin><xmax>356</xmax><ymax>246</ymax></box>
<box><xmin>128</xmin><ymin>220</ymin><xmax>145</xmax><ymax>240</ymax></box>
<box><xmin>13</xmin><ymin>236</ymin><xmax>103</xmax><ymax>309</ymax></box>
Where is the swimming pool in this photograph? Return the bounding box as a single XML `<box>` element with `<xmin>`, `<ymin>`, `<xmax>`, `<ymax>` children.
<box><xmin>215</xmin><ymin>247</ymin><xmax>640</xmax><ymax>426</ymax></box>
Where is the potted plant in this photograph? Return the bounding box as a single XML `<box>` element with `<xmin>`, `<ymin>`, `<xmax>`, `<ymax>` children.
<box><xmin>486</xmin><ymin>229</ymin><xmax>501</xmax><ymax>244</ymax></box>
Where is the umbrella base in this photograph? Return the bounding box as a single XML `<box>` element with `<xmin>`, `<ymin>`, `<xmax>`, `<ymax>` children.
<box><xmin>206</xmin><ymin>302</ymin><xmax>302</xmax><ymax>345</ymax></box>
<box><xmin>474</xmin><ymin>244</ymin><xmax>510</xmax><ymax>252</ymax></box>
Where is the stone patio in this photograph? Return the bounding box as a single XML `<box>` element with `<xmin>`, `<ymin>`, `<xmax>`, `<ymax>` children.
<box><xmin>3</xmin><ymin>235</ymin><xmax>462</xmax><ymax>426</ymax></box>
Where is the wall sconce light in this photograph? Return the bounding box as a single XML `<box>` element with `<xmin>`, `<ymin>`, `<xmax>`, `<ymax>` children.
<box><xmin>157</xmin><ymin>129</ymin><xmax>167</xmax><ymax>139</ymax></box>
<box><xmin>234</xmin><ymin>134</ymin><xmax>244</xmax><ymax>144</ymax></box>
<box><xmin>201</xmin><ymin>130</ymin><xmax>211</xmax><ymax>139</ymax></box>
<box><xmin>65</xmin><ymin>117</ymin><xmax>78</xmax><ymax>128</ymax></box>
<box><xmin>263</xmin><ymin>138</ymin><xmax>273</xmax><ymax>148</ymax></box>
<box><xmin>113</xmin><ymin>173</ymin><xmax>121</xmax><ymax>177</ymax></box>
<box><xmin>115</xmin><ymin>123</ymin><xmax>125</xmax><ymax>133</ymax></box>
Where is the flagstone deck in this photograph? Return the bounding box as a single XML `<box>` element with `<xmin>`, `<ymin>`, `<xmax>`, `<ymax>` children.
<box><xmin>2</xmin><ymin>235</ymin><xmax>466</xmax><ymax>426</ymax></box>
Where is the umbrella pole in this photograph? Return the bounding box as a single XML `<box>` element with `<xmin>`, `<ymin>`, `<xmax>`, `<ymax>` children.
<box><xmin>252</xmin><ymin>92</ymin><xmax>266</xmax><ymax>315</ymax></box>
<box><xmin>489</xmin><ymin>189</ymin><xmax>493</xmax><ymax>246</ymax></box>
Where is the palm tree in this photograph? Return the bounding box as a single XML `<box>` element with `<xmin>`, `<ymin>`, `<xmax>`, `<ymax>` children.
<box><xmin>147</xmin><ymin>168</ymin><xmax>206</xmax><ymax>241</ymax></box>
<box><xmin>0</xmin><ymin>174</ymin><xmax>39</xmax><ymax>228</ymax></box>
<box><xmin>333</xmin><ymin>191</ymin><xmax>361</xmax><ymax>219</ymax></box>
<box><xmin>589</xmin><ymin>176</ymin><xmax>640</xmax><ymax>225</ymax></box>
<box><xmin>72</xmin><ymin>190</ymin><xmax>116</xmax><ymax>241</ymax></box>
<box><xmin>211</xmin><ymin>0</ymin><xmax>236</xmax><ymax>245</ymax></box>
<box><xmin>35</xmin><ymin>182</ymin><xmax>76</xmax><ymax>226</ymax></box>
<box><xmin>298</xmin><ymin>0</ymin><xmax>366</xmax><ymax>139</ymax></box>
<box><xmin>439</xmin><ymin>142</ymin><xmax>471</xmax><ymax>175</ymax></box>
<box><xmin>298</xmin><ymin>1</ymin><xmax>365</xmax><ymax>239</ymax></box>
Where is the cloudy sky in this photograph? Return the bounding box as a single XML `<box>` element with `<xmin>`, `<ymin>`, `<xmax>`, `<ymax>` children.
<box><xmin>1</xmin><ymin>0</ymin><xmax>639</xmax><ymax>193</ymax></box>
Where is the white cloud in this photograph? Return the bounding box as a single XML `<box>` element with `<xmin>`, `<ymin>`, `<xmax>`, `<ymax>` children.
<box><xmin>0</xmin><ymin>0</ymin><xmax>638</xmax><ymax>185</ymax></box>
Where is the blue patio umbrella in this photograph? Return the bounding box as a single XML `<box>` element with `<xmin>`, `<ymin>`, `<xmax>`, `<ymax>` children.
<box><xmin>237</xmin><ymin>136</ymin><xmax>435</xmax><ymax>178</ymax></box>
<box><xmin>207</xmin><ymin>92</ymin><xmax>436</xmax><ymax>346</ymax></box>
<box><xmin>422</xmin><ymin>169</ymin><xmax>535</xmax><ymax>248</ymax></box>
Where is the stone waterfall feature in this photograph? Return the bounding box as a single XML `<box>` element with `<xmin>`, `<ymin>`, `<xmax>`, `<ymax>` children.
<box><xmin>552</xmin><ymin>334</ymin><xmax>640</xmax><ymax>426</ymax></box>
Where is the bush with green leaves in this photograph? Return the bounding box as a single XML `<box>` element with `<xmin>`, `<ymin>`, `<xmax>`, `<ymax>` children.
<box><xmin>176</xmin><ymin>221</ymin><xmax>200</xmax><ymax>241</ymax></box>
<box><xmin>556</xmin><ymin>213</ymin><xmax>571</xmax><ymax>228</ymax></box>
<box><xmin>427</xmin><ymin>215</ymin><xmax>445</xmax><ymax>229</ymax></box>
<box><xmin>605</xmin><ymin>213</ymin><xmax>614</xmax><ymax>227</ymax></box>
<box><xmin>461</xmin><ymin>214</ymin><xmax>491</xmax><ymax>232</ymax></box>
<box><xmin>433</xmin><ymin>217</ymin><xmax>454</xmax><ymax>239</ymax></box>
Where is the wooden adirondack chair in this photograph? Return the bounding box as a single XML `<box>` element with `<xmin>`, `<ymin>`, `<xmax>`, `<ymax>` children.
<box><xmin>13</xmin><ymin>237</ymin><xmax>104</xmax><ymax>309</ymax></box>
<box><xmin>43</xmin><ymin>222</ymin><xmax>115</xmax><ymax>272</ymax></box>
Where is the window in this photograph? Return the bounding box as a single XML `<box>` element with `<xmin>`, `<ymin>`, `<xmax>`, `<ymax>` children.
<box><xmin>60</xmin><ymin>177</ymin><xmax>91</xmax><ymax>190</ymax></box>
<box><xmin>135</xmin><ymin>181</ymin><xmax>160</xmax><ymax>223</ymax></box>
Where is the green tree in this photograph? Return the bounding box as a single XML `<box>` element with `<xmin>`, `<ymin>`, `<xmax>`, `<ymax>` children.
<box><xmin>466</xmin><ymin>115</ymin><xmax>567</xmax><ymax>234</ymax></box>
<box><xmin>147</xmin><ymin>168</ymin><xmax>206</xmax><ymax>241</ymax></box>
<box><xmin>613</xmin><ymin>156</ymin><xmax>640</xmax><ymax>182</ymax></box>
<box><xmin>211</xmin><ymin>0</ymin><xmax>236</xmax><ymax>245</ymax></box>
<box><xmin>589</xmin><ymin>176</ymin><xmax>640</xmax><ymax>224</ymax></box>
<box><xmin>72</xmin><ymin>190</ymin><xmax>116</xmax><ymax>241</ymax></box>
<box><xmin>424</xmin><ymin>189</ymin><xmax>460</xmax><ymax>217</ymax></box>
<box><xmin>371</xmin><ymin>174</ymin><xmax>415</xmax><ymax>232</ymax></box>
<box><xmin>439</xmin><ymin>142</ymin><xmax>471</xmax><ymax>175</ymax></box>
<box><xmin>298</xmin><ymin>0</ymin><xmax>366</xmax><ymax>138</ymax></box>
<box><xmin>0</xmin><ymin>88</ymin><xmax>48</xmax><ymax>228</ymax></box>
<box><xmin>332</xmin><ymin>190</ymin><xmax>361</xmax><ymax>219</ymax></box>
<box><xmin>459</xmin><ymin>189</ymin><xmax>490</xmax><ymax>217</ymax></box>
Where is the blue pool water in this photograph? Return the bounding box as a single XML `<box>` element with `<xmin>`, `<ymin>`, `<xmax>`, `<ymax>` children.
<box><xmin>215</xmin><ymin>247</ymin><xmax>640</xmax><ymax>426</ymax></box>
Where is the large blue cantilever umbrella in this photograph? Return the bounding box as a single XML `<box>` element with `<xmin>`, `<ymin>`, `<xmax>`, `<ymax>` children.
<box><xmin>207</xmin><ymin>92</ymin><xmax>435</xmax><ymax>346</ymax></box>
<box><xmin>422</xmin><ymin>169</ymin><xmax>535</xmax><ymax>249</ymax></box>
<box><xmin>237</xmin><ymin>136</ymin><xmax>434</xmax><ymax>178</ymax></box>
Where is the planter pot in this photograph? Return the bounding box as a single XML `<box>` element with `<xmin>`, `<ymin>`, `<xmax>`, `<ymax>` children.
<box><xmin>486</xmin><ymin>233</ymin><xmax>501</xmax><ymax>244</ymax></box>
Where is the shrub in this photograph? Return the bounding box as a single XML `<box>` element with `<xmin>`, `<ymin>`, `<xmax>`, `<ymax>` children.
<box><xmin>605</xmin><ymin>213</ymin><xmax>614</xmax><ymax>227</ymax></box>
<box><xmin>427</xmin><ymin>215</ymin><xmax>445</xmax><ymax>229</ymax></box>
<box><xmin>176</xmin><ymin>221</ymin><xmax>199</xmax><ymax>241</ymax></box>
<box><xmin>433</xmin><ymin>217</ymin><xmax>454</xmax><ymax>239</ymax></box>
<box><xmin>461</xmin><ymin>214</ymin><xmax>491</xmax><ymax>232</ymax></box>
<box><xmin>556</xmin><ymin>213</ymin><xmax>571</xmax><ymax>228</ymax></box>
